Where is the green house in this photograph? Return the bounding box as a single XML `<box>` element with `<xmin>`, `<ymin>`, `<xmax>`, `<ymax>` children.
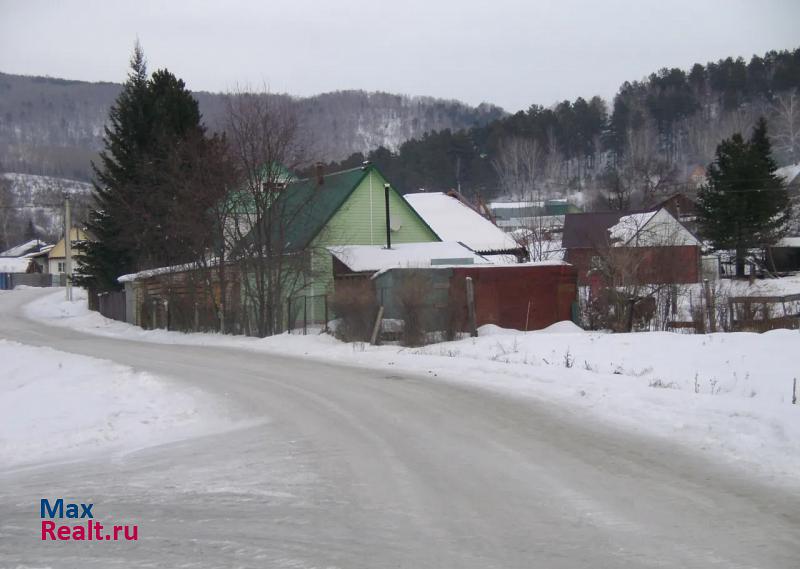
<box><xmin>544</xmin><ymin>199</ymin><xmax>582</xmax><ymax>216</ymax></box>
<box><xmin>240</xmin><ymin>164</ymin><xmax>440</xmax><ymax>325</ymax></box>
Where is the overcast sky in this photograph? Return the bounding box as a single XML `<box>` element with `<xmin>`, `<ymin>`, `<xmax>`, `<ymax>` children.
<box><xmin>1</xmin><ymin>0</ymin><xmax>798</xmax><ymax>112</ymax></box>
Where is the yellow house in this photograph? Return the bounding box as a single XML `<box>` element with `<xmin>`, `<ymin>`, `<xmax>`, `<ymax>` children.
<box><xmin>47</xmin><ymin>228</ymin><xmax>88</xmax><ymax>275</ymax></box>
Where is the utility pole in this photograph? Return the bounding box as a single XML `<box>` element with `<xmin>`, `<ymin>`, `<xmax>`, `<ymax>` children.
<box><xmin>64</xmin><ymin>193</ymin><xmax>72</xmax><ymax>301</ymax></box>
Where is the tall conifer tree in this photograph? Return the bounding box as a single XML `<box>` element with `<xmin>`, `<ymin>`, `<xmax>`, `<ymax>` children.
<box><xmin>697</xmin><ymin>117</ymin><xmax>792</xmax><ymax>276</ymax></box>
<box><xmin>78</xmin><ymin>43</ymin><xmax>204</xmax><ymax>289</ymax></box>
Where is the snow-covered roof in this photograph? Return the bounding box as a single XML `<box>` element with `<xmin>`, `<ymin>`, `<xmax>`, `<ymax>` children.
<box><xmin>489</xmin><ymin>200</ymin><xmax>544</xmax><ymax>210</ymax></box>
<box><xmin>776</xmin><ymin>236</ymin><xmax>800</xmax><ymax>248</ymax></box>
<box><xmin>609</xmin><ymin>209</ymin><xmax>700</xmax><ymax>248</ymax></box>
<box><xmin>118</xmin><ymin>259</ymin><xmax>220</xmax><ymax>283</ymax></box>
<box><xmin>24</xmin><ymin>244</ymin><xmax>54</xmax><ymax>257</ymax></box>
<box><xmin>404</xmin><ymin>193</ymin><xmax>522</xmax><ymax>253</ymax></box>
<box><xmin>608</xmin><ymin>212</ymin><xmax>657</xmax><ymax>244</ymax></box>
<box><xmin>328</xmin><ymin>242</ymin><xmax>491</xmax><ymax>273</ymax></box>
<box><xmin>0</xmin><ymin>257</ymin><xmax>31</xmax><ymax>273</ymax></box>
<box><xmin>496</xmin><ymin>215</ymin><xmax>564</xmax><ymax>230</ymax></box>
<box><xmin>0</xmin><ymin>239</ymin><xmax>50</xmax><ymax>257</ymax></box>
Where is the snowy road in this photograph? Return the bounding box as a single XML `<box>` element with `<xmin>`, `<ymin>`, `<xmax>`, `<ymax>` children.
<box><xmin>1</xmin><ymin>289</ymin><xmax>798</xmax><ymax>568</ymax></box>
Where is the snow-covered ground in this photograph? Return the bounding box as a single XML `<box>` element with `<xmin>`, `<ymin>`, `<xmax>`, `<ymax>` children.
<box><xmin>23</xmin><ymin>288</ymin><xmax>800</xmax><ymax>487</ymax></box>
<box><xmin>0</xmin><ymin>315</ymin><xmax>250</xmax><ymax>470</ymax></box>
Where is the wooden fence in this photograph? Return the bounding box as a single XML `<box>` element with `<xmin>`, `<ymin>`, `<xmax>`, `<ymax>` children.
<box><xmin>728</xmin><ymin>293</ymin><xmax>800</xmax><ymax>332</ymax></box>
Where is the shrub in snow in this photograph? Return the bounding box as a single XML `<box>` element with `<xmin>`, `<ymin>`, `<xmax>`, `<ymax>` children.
<box><xmin>330</xmin><ymin>281</ymin><xmax>379</xmax><ymax>342</ymax></box>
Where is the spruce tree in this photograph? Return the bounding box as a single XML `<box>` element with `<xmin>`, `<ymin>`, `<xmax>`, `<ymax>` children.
<box><xmin>77</xmin><ymin>43</ymin><xmax>148</xmax><ymax>290</ymax></box>
<box><xmin>696</xmin><ymin>117</ymin><xmax>792</xmax><ymax>276</ymax></box>
<box><xmin>77</xmin><ymin>44</ymin><xmax>205</xmax><ymax>290</ymax></box>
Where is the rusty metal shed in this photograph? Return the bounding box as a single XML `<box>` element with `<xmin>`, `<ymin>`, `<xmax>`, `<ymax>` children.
<box><xmin>373</xmin><ymin>262</ymin><xmax>578</xmax><ymax>333</ymax></box>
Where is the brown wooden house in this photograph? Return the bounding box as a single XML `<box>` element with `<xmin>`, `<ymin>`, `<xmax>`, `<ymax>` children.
<box><xmin>563</xmin><ymin>208</ymin><xmax>702</xmax><ymax>286</ymax></box>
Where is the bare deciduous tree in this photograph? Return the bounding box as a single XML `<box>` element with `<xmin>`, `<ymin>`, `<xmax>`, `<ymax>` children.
<box><xmin>493</xmin><ymin>137</ymin><xmax>542</xmax><ymax>199</ymax></box>
<box><xmin>492</xmin><ymin>137</ymin><xmax>561</xmax><ymax>261</ymax></box>
<box><xmin>224</xmin><ymin>89</ymin><xmax>320</xmax><ymax>337</ymax></box>
<box><xmin>157</xmin><ymin>130</ymin><xmax>240</xmax><ymax>332</ymax></box>
<box><xmin>601</xmin><ymin>115</ymin><xmax>679</xmax><ymax>210</ymax></box>
<box><xmin>771</xmin><ymin>90</ymin><xmax>800</xmax><ymax>164</ymax></box>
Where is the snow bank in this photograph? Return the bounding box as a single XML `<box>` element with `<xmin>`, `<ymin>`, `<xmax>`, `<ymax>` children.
<box><xmin>23</xmin><ymin>288</ymin><xmax>800</xmax><ymax>486</ymax></box>
<box><xmin>0</xmin><ymin>339</ymin><xmax>245</xmax><ymax>469</ymax></box>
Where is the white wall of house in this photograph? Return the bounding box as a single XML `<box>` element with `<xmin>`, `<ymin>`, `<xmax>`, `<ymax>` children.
<box><xmin>48</xmin><ymin>258</ymin><xmax>66</xmax><ymax>275</ymax></box>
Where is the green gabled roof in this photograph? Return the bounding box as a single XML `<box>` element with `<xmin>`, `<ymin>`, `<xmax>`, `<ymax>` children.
<box><xmin>236</xmin><ymin>164</ymin><xmax>439</xmax><ymax>256</ymax></box>
<box><xmin>279</xmin><ymin>166</ymin><xmax>369</xmax><ymax>251</ymax></box>
<box><xmin>225</xmin><ymin>163</ymin><xmax>297</xmax><ymax>215</ymax></box>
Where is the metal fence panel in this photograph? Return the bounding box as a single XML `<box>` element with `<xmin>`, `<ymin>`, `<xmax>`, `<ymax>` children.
<box><xmin>98</xmin><ymin>290</ymin><xmax>126</xmax><ymax>322</ymax></box>
<box><xmin>10</xmin><ymin>273</ymin><xmax>54</xmax><ymax>288</ymax></box>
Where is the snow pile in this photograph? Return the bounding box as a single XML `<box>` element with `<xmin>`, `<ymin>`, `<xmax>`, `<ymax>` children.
<box><xmin>23</xmin><ymin>288</ymin><xmax>800</xmax><ymax>486</ymax></box>
<box><xmin>0</xmin><ymin>339</ymin><xmax>244</xmax><ymax>469</ymax></box>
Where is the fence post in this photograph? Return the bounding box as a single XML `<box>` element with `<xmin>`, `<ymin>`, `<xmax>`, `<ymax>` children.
<box><xmin>164</xmin><ymin>299</ymin><xmax>170</xmax><ymax>331</ymax></box>
<box><xmin>466</xmin><ymin>276</ymin><xmax>477</xmax><ymax>338</ymax></box>
<box><xmin>525</xmin><ymin>299</ymin><xmax>532</xmax><ymax>331</ymax></box>
<box><xmin>728</xmin><ymin>298</ymin><xmax>735</xmax><ymax>330</ymax></box>
<box><xmin>793</xmin><ymin>378</ymin><xmax>797</xmax><ymax>405</ymax></box>
<box><xmin>324</xmin><ymin>295</ymin><xmax>329</xmax><ymax>333</ymax></box>
<box><xmin>286</xmin><ymin>298</ymin><xmax>293</xmax><ymax>334</ymax></box>
<box><xmin>151</xmin><ymin>298</ymin><xmax>157</xmax><ymax>330</ymax></box>
<box><xmin>704</xmin><ymin>279</ymin><xmax>716</xmax><ymax>333</ymax></box>
<box><xmin>303</xmin><ymin>296</ymin><xmax>307</xmax><ymax>336</ymax></box>
<box><xmin>370</xmin><ymin>305</ymin><xmax>385</xmax><ymax>345</ymax></box>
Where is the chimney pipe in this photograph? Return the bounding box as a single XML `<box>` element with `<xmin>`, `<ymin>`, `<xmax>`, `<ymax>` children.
<box><xmin>384</xmin><ymin>182</ymin><xmax>391</xmax><ymax>249</ymax></box>
<box><xmin>315</xmin><ymin>162</ymin><xmax>325</xmax><ymax>186</ymax></box>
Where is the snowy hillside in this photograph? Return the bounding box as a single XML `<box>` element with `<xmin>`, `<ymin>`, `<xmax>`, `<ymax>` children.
<box><xmin>0</xmin><ymin>72</ymin><xmax>504</xmax><ymax>179</ymax></box>
<box><xmin>2</xmin><ymin>172</ymin><xmax>92</xmax><ymax>201</ymax></box>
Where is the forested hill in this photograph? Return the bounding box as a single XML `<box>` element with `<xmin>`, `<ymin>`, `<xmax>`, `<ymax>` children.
<box><xmin>323</xmin><ymin>48</ymin><xmax>800</xmax><ymax>207</ymax></box>
<box><xmin>0</xmin><ymin>72</ymin><xmax>504</xmax><ymax>181</ymax></box>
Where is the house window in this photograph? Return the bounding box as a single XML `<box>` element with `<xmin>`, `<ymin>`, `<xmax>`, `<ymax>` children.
<box><xmin>57</xmin><ymin>261</ymin><xmax>65</xmax><ymax>273</ymax></box>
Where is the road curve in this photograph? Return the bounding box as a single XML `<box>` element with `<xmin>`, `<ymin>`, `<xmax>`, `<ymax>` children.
<box><xmin>0</xmin><ymin>288</ymin><xmax>798</xmax><ymax>568</ymax></box>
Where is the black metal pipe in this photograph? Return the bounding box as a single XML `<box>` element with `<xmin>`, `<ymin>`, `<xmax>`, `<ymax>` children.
<box><xmin>384</xmin><ymin>183</ymin><xmax>392</xmax><ymax>249</ymax></box>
